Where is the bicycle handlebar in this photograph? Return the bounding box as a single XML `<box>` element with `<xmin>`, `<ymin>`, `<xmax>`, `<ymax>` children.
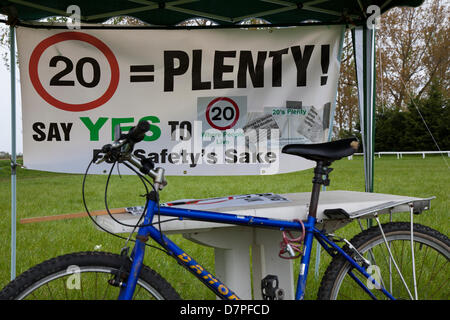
<box><xmin>102</xmin><ymin>120</ymin><xmax>150</xmax><ymax>153</ymax></box>
<box><xmin>96</xmin><ymin>120</ymin><xmax>167</xmax><ymax>190</ymax></box>
<box><xmin>127</xmin><ymin>120</ymin><xmax>150</xmax><ymax>144</ymax></box>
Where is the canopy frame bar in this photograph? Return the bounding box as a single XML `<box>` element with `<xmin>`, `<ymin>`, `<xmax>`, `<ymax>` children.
<box><xmin>5</xmin><ymin>0</ymin><xmax>366</xmax><ymax>25</ymax></box>
<box><xmin>8</xmin><ymin>0</ymin><xmax>69</xmax><ymax>17</ymax></box>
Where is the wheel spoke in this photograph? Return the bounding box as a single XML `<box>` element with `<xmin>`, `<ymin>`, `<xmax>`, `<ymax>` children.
<box><xmin>46</xmin><ymin>283</ymin><xmax>54</xmax><ymax>299</ymax></box>
<box><xmin>410</xmin><ymin>207</ymin><xmax>418</xmax><ymax>300</ymax></box>
<box><xmin>62</xmin><ymin>277</ymin><xmax>68</xmax><ymax>299</ymax></box>
<box><xmin>1</xmin><ymin>252</ymin><xmax>179</xmax><ymax>300</ymax></box>
<box><xmin>102</xmin><ymin>276</ymin><xmax>112</xmax><ymax>300</ymax></box>
<box><xmin>375</xmin><ymin>218</ymin><xmax>414</xmax><ymax>299</ymax></box>
<box><xmin>320</xmin><ymin>223</ymin><xmax>449</xmax><ymax>300</ymax></box>
<box><xmin>94</xmin><ymin>272</ymin><xmax>98</xmax><ymax>300</ymax></box>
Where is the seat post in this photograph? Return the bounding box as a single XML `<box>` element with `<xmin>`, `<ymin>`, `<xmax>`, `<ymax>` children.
<box><xmin>308</xmin><ymin>160</ymin><xmax>332</xmax><ymax>219</ymax></box>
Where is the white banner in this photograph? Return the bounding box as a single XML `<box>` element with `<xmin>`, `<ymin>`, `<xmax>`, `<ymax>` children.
<box><xmin>17</xmin><ymin>25</ymin><xmax>344</xmax><ymax>175</ymax></box>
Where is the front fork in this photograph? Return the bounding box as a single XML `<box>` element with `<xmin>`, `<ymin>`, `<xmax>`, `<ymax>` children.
<box><xmin>117</xmin><ymin>238</ymin><xmax>147</xmax><ymax>300</ymax></box>
<box><xmin>117</xmin><ymin>199</ymin><xmax>158</xmax><ymax>300</ymax></box>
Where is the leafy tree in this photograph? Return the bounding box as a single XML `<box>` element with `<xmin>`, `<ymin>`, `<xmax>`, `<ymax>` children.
<box><xmin>375</xmin><ymin>109</ymin><xmax>409</xmax><ymax>151</ymax></box>
<box><xmin>405</xmin><ymin>80</ymin><xmax>449</xmax><ymax>151</ymax></box>
<box><xmin>335</xmin><ymin>0</ymin><xmax>449</xmax><ymax>141</ymax></box>
<box><xmin>375</xmin><ymin>80</ymin><xmax>449</xmax><ymax>151</ymax></box>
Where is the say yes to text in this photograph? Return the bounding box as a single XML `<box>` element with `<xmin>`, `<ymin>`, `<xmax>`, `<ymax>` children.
<box><xmin>31</xmin><ymin>116</ymin><xmax>161</xmax><ymax>142</ymax></box>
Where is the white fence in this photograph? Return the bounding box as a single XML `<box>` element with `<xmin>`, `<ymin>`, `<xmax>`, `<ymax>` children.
<box><xmin>349</xmin><ymin>151</ymin><xmax>450</xmax><ymax>160</ymax></box>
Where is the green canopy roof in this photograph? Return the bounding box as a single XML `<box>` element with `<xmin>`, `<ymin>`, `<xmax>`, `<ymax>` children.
<box><xmin>1</xmin><ymin>0</ymin><xmax>424</xmax><ymax>26</ymax></box>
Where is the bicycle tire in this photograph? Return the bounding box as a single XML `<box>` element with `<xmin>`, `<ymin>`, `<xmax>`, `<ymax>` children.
<box><xmin>318</xmin><ymin>222</ymin><xmax>450</xmax><ymax>300</ymax></box>
<box><xmin>0</xmin><ymin>251</ymin><xmax>181</xmax><ymax>300</ymax></box>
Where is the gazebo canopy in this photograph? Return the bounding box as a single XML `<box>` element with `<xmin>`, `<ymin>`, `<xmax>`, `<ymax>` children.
<box><xmin>1</xmin><ymin>0</ymin><xmax>423</xmax><ymax>26</ymax></box>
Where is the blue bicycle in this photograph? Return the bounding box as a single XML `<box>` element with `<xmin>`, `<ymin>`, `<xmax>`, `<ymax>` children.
<box><xmin>1</xmin><ymin>121</ymin><xmax>448</xmax><ymax>300</ymax></box>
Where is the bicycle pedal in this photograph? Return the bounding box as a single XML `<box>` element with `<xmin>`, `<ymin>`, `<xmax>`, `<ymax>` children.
<box><xmin>108</xmin><ymin>277</ymin><xmax>123</xmax><ymax>287</ymax></box>
<box><xmin>261</xmin><ymin>275</ymin><xmax>284</xmax><ymax>300</ymax></box>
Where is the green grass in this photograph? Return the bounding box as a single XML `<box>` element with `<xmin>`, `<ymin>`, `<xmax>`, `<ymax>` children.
<box><xmin>0</xmin><ymin>155</ymin><xmax>448</xmax><ymax>299</ymax></box>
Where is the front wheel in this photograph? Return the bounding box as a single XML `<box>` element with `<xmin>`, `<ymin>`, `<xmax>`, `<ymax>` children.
<box><xmin>318</xmin><ymin>222</ymin><xmax>449</xmax><ymax>300</ymax></box>
<box><xmin>0</xmin><ymin>251</ymin><xmax>181</xmax><ymax>300</ymax></box>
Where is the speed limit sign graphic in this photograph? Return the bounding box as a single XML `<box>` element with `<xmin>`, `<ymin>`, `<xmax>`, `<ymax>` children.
<box><xmin>205</xmin><ymin>97</ymin><xmax>240</xmax><ymax>130</ymax></box>
<box><xmin>29</xmin><ymin>31</ymin><xmax>120</xmax><ymax>112</ymax></box>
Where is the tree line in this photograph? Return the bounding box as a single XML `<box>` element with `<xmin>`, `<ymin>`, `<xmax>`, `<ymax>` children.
<box><xmin>340</xmin><ymin>80</ymin><xmax>449</xmax><ymax>151</ymax></box>
<box><xmin>335</xmin><ymin>0</ymin><xmax>449</xmax><ymax>152</ymax></box>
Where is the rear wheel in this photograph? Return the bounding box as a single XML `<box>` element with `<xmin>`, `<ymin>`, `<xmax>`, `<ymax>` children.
<box><xmin>318</xmin><ymin>222</ymin><xmax>450</xmax><ymax>300</ymax></box>
<box><xmin>0</xmin><ymin>251</ymin><xmax>181</xmax><ymax>300</ymax></box>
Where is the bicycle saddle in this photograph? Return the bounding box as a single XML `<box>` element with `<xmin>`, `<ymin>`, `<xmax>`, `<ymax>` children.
<box><xmin>282</xmin><ymin>137</ymin><xmax>359</xmax><ymax>163</ymax></box>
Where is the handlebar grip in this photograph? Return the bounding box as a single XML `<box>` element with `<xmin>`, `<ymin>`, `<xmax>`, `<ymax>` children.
<box><xmin>101</xmin><ymin>144</ymin><xmax>112</xmax><ymax>153</ymax></box>
<box><xmin>127</xmin><ymin>120</ymin><xmax>150</xmax><ymax>144</ymax></box>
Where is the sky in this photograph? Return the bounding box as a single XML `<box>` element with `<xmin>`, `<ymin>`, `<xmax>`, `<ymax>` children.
<box><xmin>0</xmin><ymin>33</ymin><xmax>23</xmax><ymax>154</ymax></box>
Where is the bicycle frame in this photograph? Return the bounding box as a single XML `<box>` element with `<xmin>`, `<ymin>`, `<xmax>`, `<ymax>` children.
<box><xmin>117</xmin><ymin>198</ymin><xmax>395</xmax><ymax>300</ymax></box>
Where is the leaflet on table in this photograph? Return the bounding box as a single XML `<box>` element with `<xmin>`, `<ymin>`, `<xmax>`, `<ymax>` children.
<box><xmin>125</xmin><ymin>193</ymin><xmax>290</xmax><ymax>214</ymax></box>
<box><xmin>241</xmin><ymin>101</ymin><xmax>331</xmax><ymax>148</ymax></box>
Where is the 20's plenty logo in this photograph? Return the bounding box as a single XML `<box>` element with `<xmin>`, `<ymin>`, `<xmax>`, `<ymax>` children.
<box><xmin>29</xmin><ymin>31</ymin><xmax>120</xmax><ymax>112</ymax></box>
<box><xmin>205</xmin><ymin>97</ymin><xmax>241</xmax><ymax>130</ymax></box>
<box><xmin>198</xmin><ymin>96</ymin><xmax>247</xmax><ymax>131</ymax></box>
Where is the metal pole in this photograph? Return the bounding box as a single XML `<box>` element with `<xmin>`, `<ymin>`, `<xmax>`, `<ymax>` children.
<box><xmin>353</xmin><ymin>25</ymin><xmax>376</xmax><ymax>193</ymax></box>
<box><xmin>409</xmin><ymin>204</ymin><xmax>418</xmax><ymax>300</ymax></box>
<box><xmin>10</xmin><ymin>25</ymin><xmax>17</xmax><ymax>281</ymax></box>
<box><xmin>368</xmin><ymin>26</ymin><xmax>376</xmax><ymax>193</ymax></box>
<box><xmin>366</xmin><ymin>26</ymin><xmax>376</xmax><ymax>230</ymax></box>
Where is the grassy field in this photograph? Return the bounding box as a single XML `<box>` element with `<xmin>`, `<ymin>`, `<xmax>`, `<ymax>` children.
<box><xmin>0</xmin><ymin>155</ymin><xmax>448</xmax><ymax>299</ymax></box>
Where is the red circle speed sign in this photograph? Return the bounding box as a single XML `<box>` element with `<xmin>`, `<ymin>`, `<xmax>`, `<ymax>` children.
<box><xmin>29</xmin><ymin>32</ymin><xmax>120</xmax><ymax>112</ymax></box>
<box><xmin>205</xmin><ymin>97</ymin><xmax>240</xmax><ymax>130</ymax></box>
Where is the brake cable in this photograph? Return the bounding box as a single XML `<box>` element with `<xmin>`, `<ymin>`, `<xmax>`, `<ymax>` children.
<box><xmin>121</xmin><ymin>161</ymin><xmax>170</xmax><ymax>243</ymax></box>
<box><xmin>82</xmin><ymin>158</ymin><xmax>171</xmax><ymax>255</ymax></box>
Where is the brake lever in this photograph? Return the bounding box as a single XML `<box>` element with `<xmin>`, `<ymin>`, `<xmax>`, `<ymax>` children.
<box><xmin>110</xmin><ymin>139</ymin><xmax>128</xmax><ymax>150</ymax></box>
<box><xmin>95</xmin><ymin>156</ymin><xmax>106</xmax><ymax>165</ymax></box>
